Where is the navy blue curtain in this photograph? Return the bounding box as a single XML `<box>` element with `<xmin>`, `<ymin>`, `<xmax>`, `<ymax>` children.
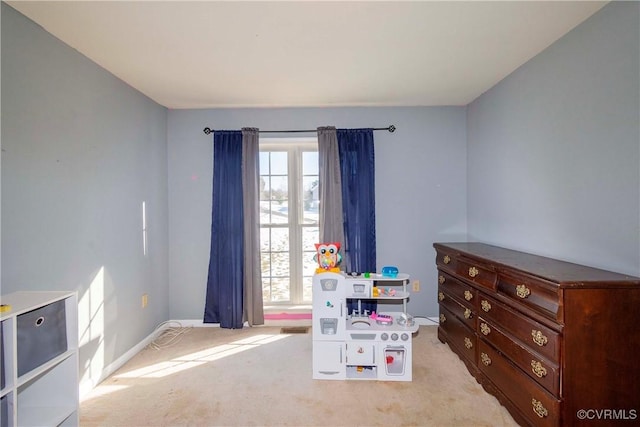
<box><xmin>337</xmin><ymin>128</ymin><xmax>377</xmax><ymax>314</ymax></box>
<box><xmin>204</xmin><ymin>131</ymin><xmax>244</xmax><ymax>328</ymax></box>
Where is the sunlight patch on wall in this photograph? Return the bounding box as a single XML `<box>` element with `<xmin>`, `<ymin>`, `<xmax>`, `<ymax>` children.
<box><xmin>78</xmin><ymin>266</ymin><xmax>106</xmax><ymax>396</ymax></box>
<box><xmin>142</xmin><ymin>201</ymin><xmax>148</xmax><ymax>257</ymax></box>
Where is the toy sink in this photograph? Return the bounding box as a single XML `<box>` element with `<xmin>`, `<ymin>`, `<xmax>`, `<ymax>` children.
<box><xmin>350</xmin><ymin>319</ymin><xmax>372</xmax><ymax>329</ymax></box>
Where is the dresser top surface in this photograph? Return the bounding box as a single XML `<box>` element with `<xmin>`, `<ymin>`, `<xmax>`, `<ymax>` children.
<box><xmin>434</xmin><ymin>242</ymin><xmax>640</xmax><ymax>286</ymax></box>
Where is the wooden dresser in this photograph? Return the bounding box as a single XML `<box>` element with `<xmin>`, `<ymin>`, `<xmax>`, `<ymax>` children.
<box><xmin>433</xmin><ymin>242</ymin><xmax>640</xmax><ymax>427</ymax></box>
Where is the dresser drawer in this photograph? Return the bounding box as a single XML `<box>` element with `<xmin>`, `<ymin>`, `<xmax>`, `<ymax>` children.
<box><xmin>438</xmin><ymin>271</ymin><xmax>477</xmax><ymax>308</ymax></box>
<box><xmin>478</xmin><ymin>317</ymin><xmax>559</xmax><ymax>396</ymax></box>
<box><xmin>439</xmin><ymin>305</ymin><xmax>476</xmax><ymax>365</ymax></box>
<box><xmin>478</xmin><ymin>341</ymin><xmax>560</xmax><ymax>427</ymax></box>
<box><xmin>497</xmin><ymin>271</ymin><xmax>560</xmax><ymax>321</ymax></box>
<box><xmin>456</xmin><ymin>257</ymin><xmax>497</xmax><ymax>291</ymax></box>
<box><xmin>435</xmin><ymin>248</ymin><xmax>458</xmax><ymax>273</ymax></box>
<box><xmin>439</xmin><ymin>286</ymin><xmax>475</xmax><ymax>330</ymax></box>
<box><xmin>477</xmin><ymin>294</ymin><xmax>560</xmax><ymax>362</ymax></box>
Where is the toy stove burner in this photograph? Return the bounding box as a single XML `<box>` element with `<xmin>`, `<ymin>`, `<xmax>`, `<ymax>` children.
<box><xmin>379</xmin><ymin>331</ymin><xmax>411</xmax><ymax>342</ymax></box>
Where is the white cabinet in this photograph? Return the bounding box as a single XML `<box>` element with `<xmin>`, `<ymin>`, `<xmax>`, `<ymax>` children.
<box><xmin>312</xmin><ymin>341</ymin><xmax>345</xmax><ymax>379</ymax></box>
<box><xmin>1</xmin><ymin>292</ymin><xmax>78</xmax><ymax>427</ymax></box>
<box><xmin>312</xmin><ymin>272</ymin><xmax>418</xmax><ymax>381</ymax></box>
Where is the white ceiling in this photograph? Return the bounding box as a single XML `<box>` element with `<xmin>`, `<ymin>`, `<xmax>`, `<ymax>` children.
<box><xmin>7</xmin><ymin>1</ymin><xmax>608</xmax><ymax>109</ymax></box>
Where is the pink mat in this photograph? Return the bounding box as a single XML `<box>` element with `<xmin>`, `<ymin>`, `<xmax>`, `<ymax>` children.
<box><xmin>264</xmin><ymin>312</ymin><xmax>312</xmax><ymax>320</ymax></box>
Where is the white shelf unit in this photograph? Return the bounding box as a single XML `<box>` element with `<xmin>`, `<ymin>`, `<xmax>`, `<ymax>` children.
<box><xmin>312</xmin><ymin>272</ymin><xmax>418</xmax><ymax>381</ymax></box>
<box><xmin>1</xmin><ymin>291</ymin><xmax>78</xmax><ymax>427</ymax></box>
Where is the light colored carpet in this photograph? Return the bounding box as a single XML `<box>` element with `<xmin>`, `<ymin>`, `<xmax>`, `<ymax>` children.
<box><xmin>80</xmin><ymin>326</ymin><xmax>518</xmax><ymax>427</ymax></box>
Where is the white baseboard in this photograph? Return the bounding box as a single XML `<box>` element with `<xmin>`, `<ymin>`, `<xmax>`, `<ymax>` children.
<box><xmin>79</xmin><ymin>321</ymin><xmax>175</xmax><ymax>399</ymax></box>
<box><xmin>170</xmin><ymin>319</ymin><xmax>222</xmax><ymax>328</ymax></box>
<box><xmin>415</xmin><ymin>316</ymin><xmax>439</xmax><ymax>326</ymax></box>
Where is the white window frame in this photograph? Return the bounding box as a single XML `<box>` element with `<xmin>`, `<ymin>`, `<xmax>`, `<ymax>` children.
<box><xmin>260</xmin><ymin>137</ymin><xmax>318</xmax><ymax>305</ymax></box>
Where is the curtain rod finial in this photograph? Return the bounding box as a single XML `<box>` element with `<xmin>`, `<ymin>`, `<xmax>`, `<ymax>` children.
<box><xmin>203</xmin><ymin>127</ymin><xmax>213</xmax><ymax>135</ymax></box>
<box><xmin>388</xmin><ymin>125</ymin><xmax>396</xmax><ymax>133</ymax></box>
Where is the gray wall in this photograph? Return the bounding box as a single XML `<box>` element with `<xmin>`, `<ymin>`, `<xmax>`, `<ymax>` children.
<box><xmin>167</xmin><ymin>107</ymin><xmax>467</xmax><ymax>319</ymax></box>
<box><xmin>467</xmin><ymin>1</ymin><xmax>640</xmax><ymax>276</ymax></box>
<box><xmin>2</xmin><ymin>0</ymin><xmax>638</xmax><ymax>397</ymax></box>
<box><xmin>1</xmin><ymin>3</ymin><xmax>170</xmax><ymax>391</ymax></box>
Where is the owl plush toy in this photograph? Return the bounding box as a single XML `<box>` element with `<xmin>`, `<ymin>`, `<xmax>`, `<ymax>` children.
<box><xmin>314</xmin><ymin>242</ymin><xmax>342</xmax><ymax>273</ymax></box>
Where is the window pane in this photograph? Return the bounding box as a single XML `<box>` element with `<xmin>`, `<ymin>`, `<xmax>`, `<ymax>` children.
<box><xmin>259</xmin><ymin>176</ymin><xmax>269</xmax><ymax>201</ymax></box>
<box><xmin>262</xmin><ymin>278</ymin><xmax>271</xmax><ymax>300</ymax></box>
<box><xmin>268</xmin><ymin>176</ymin><xmax>288</xmax><ymax>224</ymax></box>
<box><xmin>260</xmin><ymin>228</ymin><xmax>270</xmax><ymax>252</ymax></box>
<box><xmin>260</xmin><ymin>205</ymin><xmax>288</xmax><ymax>225</ymax></box>
<box><xmin>303</xmin><ymin>151</ymin><xmax>318</xmax><ymax>175</ymax></box>
<box><xmin>302</xmin><ymin>227</ymin><xmax>319</xmax><ymax>253</ymax></box>
<box><xmin>269</xmin><ymin>176</ymin><xmax>288</xmax><ymax>201</ymax></box>
<box><xmin>270</xmin><ymin>277</ymin><xmax>290</xmax><ymax>302</ymax></box>
<box><xmin>259</xmin><ymin>152</ymin><xmax>270</xmax><ymax>175</ymax></box>
<box><xmin>303</xmin><ymin>253</ymin><xmax>318</xmax><ymax>276</ymax></box>
<box><xmin>270</xmin><ymin>228</ymin><xmax>289</xmax><ymax>251</ymax></box>
<box><xmin>270</xmin><ymin>206</ymin><xmax>288</xmax><ymax>224</ymax></box>
<box><xmin>259</xmin><ymin>202</ymin><xmax>271</xmax><ymax>224</ymax></box>
<box><xmin>270</xmin><ymin>152</ymin><xmax>288</xmax><ymax>175</ymax></box>
<box><xmin>262</xmin><ymin>277</ymin><xmax>290</xmax><ymax>302</ymax></box>
<box><xmin>302</xmin><ymin>176</ymin><xmax>318</xmax><ymax>194</ymax></box>
<box><xmin>260</xmin><ymin>176</ymin><xmax>289</xmax><ymax>202</ymax></box>
<box><xmin>260</xmin><ymin>201</ymin><xmax>287</xmax><ymax>225</ymax></box>
<box><xmin>260</xmin><ymin>252</ymin><xmax>272</xmax><ymax>276</ymax></box>
<box><xmin>302</xmin><ymin>176</ymin><xmax>319</xmax><ymax>224</ymax></box>
<box><xmin>271</xmin><ymin>252</ymin><xmax>290</xmax><ymax>277</ymax></box>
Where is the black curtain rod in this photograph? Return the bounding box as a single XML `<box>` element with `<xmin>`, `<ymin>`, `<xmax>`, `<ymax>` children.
<box><xmin>203</xmin><ymin>125</ymin><xmax>396</xmax><ymax>135</ymax></box>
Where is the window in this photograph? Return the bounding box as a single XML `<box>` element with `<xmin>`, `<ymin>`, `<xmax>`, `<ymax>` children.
<box><xmin>259</xmin><ymin>139</ymin><xmax>319</xmax><ymax>305</ymax></box>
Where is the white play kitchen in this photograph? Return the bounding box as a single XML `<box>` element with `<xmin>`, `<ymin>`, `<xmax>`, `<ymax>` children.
<box><xmin>312</xmin><ymin>271</ymin><xmax>419</xmax><ymax>381</ymax></box>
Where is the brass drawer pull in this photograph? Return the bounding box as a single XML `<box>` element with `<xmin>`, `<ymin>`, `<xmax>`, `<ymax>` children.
<box><xmin>464</xmin><ymin>337</ymin><xmax>473</xmax><ymax>349</ymax></box>
<box><xmin>516</xmin><ymin>284</ymin><xmax>531</xmax><ymax>299</ymax></box>
<box><xmin>531</xmin><ymin>360</ymin><xmax>548</xmax><ymax>378</ymax></box>
<box><xmin>480</xmin><ymin>352</ymin><xmax>491</xmax><ymax>366</ymax></box>
<box><xmin>464</xmin><ymin>308</ymin><xmax>472</xmax><ymax>319</ymax></box>
<box><xmin>443</xmin><ymin>255</ymin><xmax>451</xmax><ymax>264</ymax></box>
<box><xmin>439</xmin><ymin>313</ymin><xmax>446</xmax><ymax>324</ymax></box>
<box><xmin>438</xmin><ymin>275</ymin><xmax>445</xmax><ymax>285</ymax></box>
<box><xmin>464</xmin><ymin>290</ymin><xmax>473</xmax><ymax>301</ymax></box>
<box><xmin>532</xmin><ymin>330</ymin><xmax>548</xmax><ymax>347</ymax></box>
<box><xmin>532</xmin><ymin>398</ymin><xmax>548</xmax><ymax>418</ymax></box>
<box><xmin>468</xmin><ymin>266</ymin><xmax>479</xmax><ymax>278</ymax></box>
<box><xmin>480</xmin><ymin>322</ymin><xmax>491</xmax><ymax>336</ymax></box>
<box><xmin>481</xmin><ymin>300</ymin><xmax>491</xmax><ymax>312</ymax></box>
<box><xmin>438</xmin><ymin>292</ymin><xmax>445</xmax><ymax>301</ymax></box>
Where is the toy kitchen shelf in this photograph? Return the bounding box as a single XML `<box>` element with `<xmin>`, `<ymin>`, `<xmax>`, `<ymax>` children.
<box><xmin>312</xmin><ymin>272</ymin><xmax>418</xmax><ymax>382</ymax></box>
<box><xmin>345</xmin><ymin>273</ymin><xmax>411</xmax><ymax>313</ymax></box>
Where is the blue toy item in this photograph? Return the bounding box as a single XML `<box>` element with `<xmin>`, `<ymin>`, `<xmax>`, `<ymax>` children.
<box><xmin>381</xmin><ymin>266</ymin><xmax>399</xmax><ymax>278</ymax></box>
